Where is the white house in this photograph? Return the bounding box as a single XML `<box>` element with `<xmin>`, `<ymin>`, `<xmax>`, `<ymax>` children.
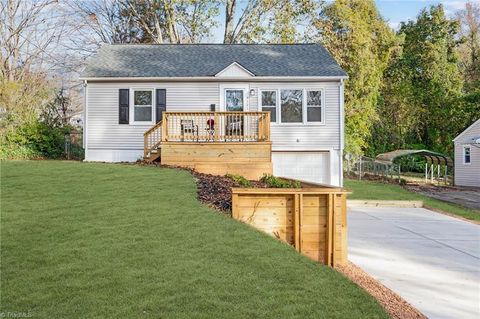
<box><xmin>453</xmin><ymin>119</ymin><xmax>480</xmax><ymax>187</ymax></box>
<box><xmin>80</xmin><ymin>44</ymin><xmax>347</xmax><ymax>186</ymax></box>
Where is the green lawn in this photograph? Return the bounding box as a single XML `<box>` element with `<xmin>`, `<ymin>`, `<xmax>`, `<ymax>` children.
<box><xmin>1</xmin><ymin>161</ymin><xmax>389</xmax><ymax>319</ymax></box>
<box><xmin>344</xmin><ymin>178</ymin><xmax>479</xmax><ymax>221</ymax></box>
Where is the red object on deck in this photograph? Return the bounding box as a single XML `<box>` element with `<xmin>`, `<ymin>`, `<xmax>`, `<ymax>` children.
<box><xmin>207</xmin><ymin>118</ymin><xmax>215</xmax><ymax>130</ymax></box>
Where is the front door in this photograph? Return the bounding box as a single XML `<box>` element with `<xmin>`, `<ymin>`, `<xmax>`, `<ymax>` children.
<box><xmin>225</xmin><ymin>89</ymin><xmax>245</xmax><ymax>111</ymax></box>
<box><xmin>221</xmin><ymin>86</ymin><xmax>248</xmax><ymax>140</ymax></box>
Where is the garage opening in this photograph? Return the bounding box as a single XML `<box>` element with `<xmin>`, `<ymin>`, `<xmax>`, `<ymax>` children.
<box><xmin>272</xmin><ymin>151</ymin><xmax>330</xmax><ymax>185</ymax></box>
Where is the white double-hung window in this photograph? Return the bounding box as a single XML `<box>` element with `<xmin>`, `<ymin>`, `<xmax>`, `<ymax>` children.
<box><xmin>463</xmin><ymin>146</ymin><xmax>471</xmax><ymax>164</ymax></box>
<box><xmin>281</xmin><ymin>89</ymin><xmax>303</xmax><ymax>123</ymax></box>
<box><xmin>306</xmin><ymin>90</ymin><xmax>323</xmax><ymax>123</ymax></box>
<box><xmin>259</xmin><ymin>88</ymin><xmax>324</xmax><ymax>124</ymax></box>
<box><xmin>260</xmin><ymin>90</ymin><xmax>277</xmax><ymax>122</ymax></box>
<box><xmin>131</xmin><ymin>89</ymin><xmax>154</xmax><ymax>124</ymax></box>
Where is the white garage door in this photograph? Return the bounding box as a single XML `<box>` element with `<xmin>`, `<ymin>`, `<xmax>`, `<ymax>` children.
<box><xmin>271</xmin><ymin>152</ymin><xmax>330</xmax><ymax>184</ymax></box>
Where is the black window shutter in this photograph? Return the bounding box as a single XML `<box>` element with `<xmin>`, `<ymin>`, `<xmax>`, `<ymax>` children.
<box><xmin>119</xmin><ymin>89</ymin><xmax>129</xmax><ymax>124</ymax></box>
<box><xmin>156</xmin><ymin>89</ymin><xmax>166</xmax><ymax>123</ymax></box>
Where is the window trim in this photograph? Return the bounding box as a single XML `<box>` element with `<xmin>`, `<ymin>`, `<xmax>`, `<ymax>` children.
<box><xmin>219</xmin><ymin>84</ymin><xmax>249</xmax><ymax>112</ymax></box>
<box><xmin>279</xmin><ymin>89</ymin><xmax>304</xmax><ymax>125</ymax></box>
<box><xmin>259</xmin><ymin>88</ymin><xmax>325</xmax><ymax>126</ymax></box>
<box><xmin>463</xmin><ymin>145</ymin><xmax>471</xmax><ymax>165</ymax></box>
<box><xmin>130</xmin><ymin>88</ymin><xmax>155</xmax><ymax>125</ymax></box>
<box><xmin>305</xmin><ymin>89</ymin><xmax>325</xmax><ymax>125</ymax></box>
<box><xmin>259</xmin><ymin>89</ymin><xmax>279</xmax><ymax>123</ymax></box>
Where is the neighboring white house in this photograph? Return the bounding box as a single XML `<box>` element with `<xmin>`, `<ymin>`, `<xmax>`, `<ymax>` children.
<box><xmin>79</xmin><ymin>44</ymin><xmax>347</xmax><ymax>186</ymax></box>
<box><xmin>453</xmin><ymin>119</ymin><xmax>480</xmax><ymax>187</ymax></box>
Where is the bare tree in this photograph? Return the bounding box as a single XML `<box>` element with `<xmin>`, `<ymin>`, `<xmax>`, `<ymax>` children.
<box><xmin>222</xmin><ymin>0</ymin><xmax>316</xmax><ymax>44</ymax></box>
<box><xmin>223</xmin><ymin>0</ymin><xmax>271</xmax><ymax>43</ymax></box>
<box><xmin>176</xmin><ymin>0</ymin><xmax>220</xmax><ymax>43</ymax></box>
<box><xmin>224</xmin><ymin>0</ymin><xmax>236</xmax><ymax>43</ymax></box>
<box><xmin>0</xmin><ymin>0</ymin><xmax>68</xmax><ymax>81</ymax></box>
<box><xmin>456</xmin><ymin>1</ymin><xmax>480</xmax><ymax>90</ymax></box>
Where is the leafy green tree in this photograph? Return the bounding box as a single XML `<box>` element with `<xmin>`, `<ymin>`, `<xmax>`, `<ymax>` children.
<box><xmin>456</xmin><ymin>1</ymin><xmax>480</xmax><ymax>92</ymax></box>
<box><xmin>312</xmin><ymin>0</ymin><xmax>397</xmax><ymax>155</ymax></box>
<box><xmin>376</xmin><ymin>5</ymin><xmax>463</xmax><ymax>155</ymax></box>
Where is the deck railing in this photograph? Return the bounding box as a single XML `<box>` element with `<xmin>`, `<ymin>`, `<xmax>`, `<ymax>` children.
<box><xmin>161</xmin><ymin>111</ymin><xmax>270</xmax><ymax>142</ymax></box>
<box><xmin>144</xmin><ymin>121</ymin><xmax>162</xmax><ymax>157</ymax></box>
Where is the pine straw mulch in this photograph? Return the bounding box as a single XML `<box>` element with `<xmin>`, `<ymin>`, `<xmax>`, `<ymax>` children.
<box><xmin>337</xmin><ymin>262</ymin><xmax>427</xmax><ymax>319</ymax></box>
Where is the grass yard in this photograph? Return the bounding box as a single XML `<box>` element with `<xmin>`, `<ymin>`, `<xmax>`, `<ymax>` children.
<box><xmin>1</xmin><ymin>161</ymin><xmax>389</xmax><ymax>319</ymax></box>
<box><xmin>345</xmin><ymin>179</ymin><xmax>479</xmax><ymax>221</ymax></box>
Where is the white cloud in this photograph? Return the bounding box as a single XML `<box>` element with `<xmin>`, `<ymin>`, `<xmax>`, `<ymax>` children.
<box><xmin>440</xmin><ymin>0</ymin><xmax>468</xmax><ymax>16</ymax></box>
<box><xmin>389</xmin><ymin>21</ymin><xmax>401</xmax><ymax>30</ymax></box>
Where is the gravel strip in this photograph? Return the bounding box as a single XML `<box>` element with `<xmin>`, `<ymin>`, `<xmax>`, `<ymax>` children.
<box><xmin>337</xmin><ymin>262</ymin><xmax>427</xmax><ymax>319</ymax></box>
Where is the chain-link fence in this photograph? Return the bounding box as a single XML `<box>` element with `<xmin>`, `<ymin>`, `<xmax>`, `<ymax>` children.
<box><xmin>344</xmin><ymin>154</ymin><xmax>402</xmax><ymax>183</ymax></box>
<box><xmin>64</xmin><ymin>131</ymin><xmax>84</xmax><ymax>160</ymax></box>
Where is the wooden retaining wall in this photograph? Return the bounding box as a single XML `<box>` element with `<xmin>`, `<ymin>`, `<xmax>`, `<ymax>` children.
<box><xmin>232</xmin><ymin>188</ymin><xmax>348</xmax><ymax>267</ymax></box>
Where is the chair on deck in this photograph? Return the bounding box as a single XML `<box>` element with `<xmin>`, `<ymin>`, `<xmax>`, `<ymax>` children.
<box><xmin>225</xmin><ymin>116</ymin><xmax>243</xmax><ymax>141</ymax></box>
<box><xmin>180</xmin><ymin>120</ymin><xmax>198</xmax><ymax>141</ymax></box>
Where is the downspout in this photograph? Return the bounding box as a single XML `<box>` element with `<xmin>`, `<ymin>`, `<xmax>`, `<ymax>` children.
<box><xmin>83</xmin><ymin>80</ymin><xmax>88</xmax><ymax>161</ymax></box>
<box><xmin>339</xmin><ymin>79</ymin><xmax>345</xmax><ymax>187</ymax></box>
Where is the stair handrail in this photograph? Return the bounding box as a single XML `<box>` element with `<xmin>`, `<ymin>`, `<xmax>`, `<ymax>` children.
<box><xmin>143</xmin><ymin>120</ymin><xmax>163</xmax><ymax>157</ymax></box>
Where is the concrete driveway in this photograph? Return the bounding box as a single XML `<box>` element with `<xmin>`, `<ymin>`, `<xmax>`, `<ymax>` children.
<box><xmin>348</xmin><ymin>207</ymin><xmax>480</xmax><ymax>319</ymax></box>
<box><xmin>405</xmin><ymin>185</ymin><xmax>480</xmax><ymax>210</ymax></box>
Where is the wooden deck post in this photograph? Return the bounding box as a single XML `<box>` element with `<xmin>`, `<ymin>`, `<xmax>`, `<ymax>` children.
<box><xmin>326</xmin><ymin>194</ymin><xmax>334</xmax><ymax>266</ymax></box>
<box><xmin>294</xmin><ymin>193</ymin><xmax>301</xmax><ymax>252</ymax></box>
<box><xmin>161</xmin><ymin>113</ymin><xmax>167</xmax><ymax>141</ymax></box>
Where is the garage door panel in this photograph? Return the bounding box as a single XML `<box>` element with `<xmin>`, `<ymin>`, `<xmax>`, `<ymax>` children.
<box><xmin>272</xmin><ymin>152</ymin><xmax>330</xmax><ymax>184</ymax></box>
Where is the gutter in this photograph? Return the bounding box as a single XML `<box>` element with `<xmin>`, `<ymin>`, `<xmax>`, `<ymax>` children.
<box><xmin>78</xmin><ymin>76</ymin><xmax>349</xmax><ymax>82</ymax></box>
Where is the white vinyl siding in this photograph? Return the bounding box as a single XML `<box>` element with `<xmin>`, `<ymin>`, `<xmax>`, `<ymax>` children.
<box><xmin>85</xmin><ymin>81</ymin><xmax>342</xmax><ymax>164</ymax></box>
<box><xmin>250</xmin><ymin>82</ymin><xmax>340</xmax><ymax>151</ymax></box>
<box><xmin>454</xmin><ymin>121</ymin><xmax>480</xmax><ymax>187</ymax></box>
<box><xmin>86</xmin><ymin>82</ymin><xmax>219</xmax><ymax>150</ymax></box>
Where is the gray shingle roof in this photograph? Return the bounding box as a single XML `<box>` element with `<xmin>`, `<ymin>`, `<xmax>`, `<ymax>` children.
<box><xmin>81</xmin><ymin>44</ymin><xmax>347</xmax><ymax>78</ymax></box>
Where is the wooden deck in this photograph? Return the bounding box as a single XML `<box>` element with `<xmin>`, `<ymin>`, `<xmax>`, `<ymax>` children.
<box><xmin>144</xmin><ymin>111</ymin><xmax>272</xmax><ymax>179</ymax></box>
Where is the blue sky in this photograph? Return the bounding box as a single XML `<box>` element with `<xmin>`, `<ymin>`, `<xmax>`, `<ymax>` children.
<box><xmin>211</xmin><ymin>0</ymin><xmax>470</xmax><ymax>40</ymax></box>
<box><xmin>376</xmin><ymin>0</ymin><xmax>469</xmax><ymax>30</ymax></box>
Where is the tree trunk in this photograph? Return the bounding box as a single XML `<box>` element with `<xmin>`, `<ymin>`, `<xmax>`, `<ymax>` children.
<box><xmin>224</xmin><ymin>0</ymin><xmax>236</xmax><ymax>43</ymax></box>
<box><xmin>164</xmin><ymin>0</ymin><xmax>180</xmax><ymax>43</ymax></box>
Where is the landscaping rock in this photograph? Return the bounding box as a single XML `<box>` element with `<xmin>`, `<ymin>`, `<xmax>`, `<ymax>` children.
<box><xmin>337</xmin><ymin>262</ymin><xmax>427</xmax><ymax>319</ymax></box>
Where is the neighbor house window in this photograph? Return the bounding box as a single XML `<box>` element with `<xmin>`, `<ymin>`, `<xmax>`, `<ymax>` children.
<box><xmin>464</xmin><ymin>146</ymin><xmax>471</xmax><ymax>164</ymax></box>
<box><xmin>281</xmin><ymin>90</ymin><xmax>303</xmax><ymax>123</ymax></box>
<box><xmin>261</xmin><ymin>90</ymin><xmax>277</xmax><ymax>122</ymax></box>
<box><xmin>133</xmin><ymin>89</ymin><xmax>153</xmax><ymax>123</ymax></box>
<box><xmin>306</xmin><ymin>90</ymin><xmax>322</xmax><ymax>122</ymax></box>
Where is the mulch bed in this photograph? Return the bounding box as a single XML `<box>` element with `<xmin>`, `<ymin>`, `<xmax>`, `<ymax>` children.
<box><xmin>137</xmin><ymin>161</ymin><xmax>268</xmax><ymax>213</ymax></box>
<box><xmin>192</xmin><ymin>171</ymin><xmax>268</xmax><ymax>213</ymax></box>
<box><xmin>337</xmin><ymin>262</ymin><xmax>427</xmax><ymax>319</ymax></box>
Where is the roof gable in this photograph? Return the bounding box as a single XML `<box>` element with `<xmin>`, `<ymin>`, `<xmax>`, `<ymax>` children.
<box><xmin>80</xmin><ymin>44</ymin><xmax>348</xmax><ymax>79</ymax></box>
<box><xmin>215</xmin><ymin>62</ymin><xmax>254</xmax><ymax>77</ymax></box>
<box><xmin>454</xmin><ymin>119</ymin><xmax>480</xmax><ymax>142</ymax></box>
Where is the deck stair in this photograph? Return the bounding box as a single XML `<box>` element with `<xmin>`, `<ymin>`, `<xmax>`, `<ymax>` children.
<box><xmin>143</xmin><ymin>120</ymin><xmax>163</xmax><ymax>163</ymax></box>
